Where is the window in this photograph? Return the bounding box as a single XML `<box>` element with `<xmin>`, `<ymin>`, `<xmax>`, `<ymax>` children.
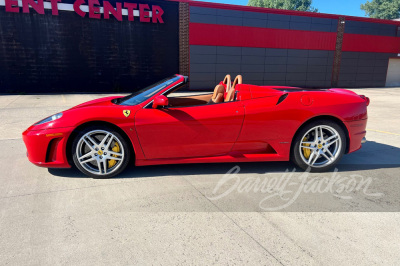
<box><xmin>117</xmin><ymin>75</ymin><xmax>182</xmax><ymax>106</ymax></box>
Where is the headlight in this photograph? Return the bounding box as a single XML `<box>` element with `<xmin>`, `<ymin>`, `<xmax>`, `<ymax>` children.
<box><xmin>34</xmin><ymin>113</ymin><xmax>63</xmax><ymax>125</ymax></box>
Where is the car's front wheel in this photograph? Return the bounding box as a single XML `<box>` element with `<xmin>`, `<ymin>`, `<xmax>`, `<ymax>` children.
<box><xmin>291</xmin><ymin>120</ymin><xmax>346</xmax><ymax>172</ymax></box>
<box><xmin>72</xmin><ymin>126</ymin><xmax>131</xmax><ymax>178</ymax></box>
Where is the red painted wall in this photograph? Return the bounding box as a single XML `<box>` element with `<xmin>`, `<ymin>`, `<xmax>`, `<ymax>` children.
<box><xmin>190</xmin><ymin>23</ymin><xmax>337</xmax><ymax>51</ymax></box>
<box><xmin>187</xmin><ymin>0</ymin><xmax>400</xmax><ymax>54</ymax></box>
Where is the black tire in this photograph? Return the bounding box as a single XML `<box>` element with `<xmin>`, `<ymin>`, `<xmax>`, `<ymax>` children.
<box><xmin>72</xmin><ymin>126</ymin><xmax>131</xmax><ymax>178</ymax></box>
<box><xmin>291</xmin><ymin>119</ymin><xmax>346</xmax><ymax>172</ymax></box>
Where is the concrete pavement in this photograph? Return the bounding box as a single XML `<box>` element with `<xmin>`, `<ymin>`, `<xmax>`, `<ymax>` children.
<box><xmin>1</xmin><ymin>89</ymin><xmax>400</xmax><ymax>265</ymax></box>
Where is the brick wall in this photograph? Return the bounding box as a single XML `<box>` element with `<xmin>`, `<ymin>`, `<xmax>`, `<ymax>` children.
<box><xmin>1</xmin><ymin>0</ymin><xmax>400</xmax><ymax>93</ymax></box>
<box><xmin>188</xmin><ymin>3</ymin><xmax>400</xmax><ymax>89</ymax></box>
<box><xmin>0</xmin><ymin>0</ymin><xmax>179</xmax><ymax>93</ymax></box>
<box><xmin>339</xmin><ymin>52</ymin><xmax>396</xmax><ymax>87</ymax></box>
<box><xmin>190</xmin><ymin>45</ymin><xmax>334</xmax><ymax>90</ymax></box>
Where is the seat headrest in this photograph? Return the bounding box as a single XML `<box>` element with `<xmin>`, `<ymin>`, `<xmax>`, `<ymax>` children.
<box><xmin>232</xmin><ymin>75</ymin><xmax>243</xmax><ymax>89</ymax></box>
<box><xmin>223</xmin><ymin>74</ymin><xmax>232</xmax><ymax>92</ymax></box>
<box><xmin>210</xmin><ymin>84</ymin><xmax>225</xmax><ymax>104</ymax></box>
<box><xmin>225</xmin><ymin>88</ymin><xmax>235</xmax><ymax>102</ymax></box>
<box><xmin>213</xmin><ymin>84</ymin><xmax>225</xmax><ymax>97</ymax></box>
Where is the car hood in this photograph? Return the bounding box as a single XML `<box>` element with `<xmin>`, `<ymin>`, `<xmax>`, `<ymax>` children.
<box><xmin>26</xmin><ymin>95</ymin><xmax>140</xmax><ymax>131</ymax></box>
<box><xmin>69</xmin><ymin>96</ymin><xmax>123</xmax><ymax>110</ymax></box>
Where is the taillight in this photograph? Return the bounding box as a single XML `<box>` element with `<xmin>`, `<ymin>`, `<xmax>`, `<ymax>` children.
<box><xmin>359</xmin><ymin>95</ymin><xmax>370</xmax><ymax>106</ymax></box>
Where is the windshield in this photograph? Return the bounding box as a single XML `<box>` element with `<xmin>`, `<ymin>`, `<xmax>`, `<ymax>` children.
<box><xmin>117</xmin><ymin>75</ymin><xmax>182</xmax><ymax>106</ymax></box>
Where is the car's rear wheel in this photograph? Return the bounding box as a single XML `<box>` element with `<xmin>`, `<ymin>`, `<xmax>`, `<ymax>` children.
<box><xmin>72</xmin><ymin>126</ymin><xmax>130</xmax><ymax>178</ymax></box>
<box><xmin>291</xmin><ymin>120</ymin><xmax>346</xmax><ymax>172</ymax></box>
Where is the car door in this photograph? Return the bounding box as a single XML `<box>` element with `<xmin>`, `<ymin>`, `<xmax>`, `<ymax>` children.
<box><xmin>134</xmin><ymin>101</ymin><xmax>244</xmax><ymax>159</ymax></box>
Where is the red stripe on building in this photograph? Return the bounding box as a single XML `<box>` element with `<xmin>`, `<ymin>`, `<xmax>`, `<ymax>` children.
<box><xmin>175</xmin><ymin>0</ymin><xmax>400</xmax><ymax>25</ymax></box>
<box><xmin>190</xmin><ymin>23</ymin><xmax>337</xmax><ymax>51</ymax></box>
<box><xmin>190</xmin><ymin>23</ymin><xmax>400</xmax><ymax>54</ymax></box>
<box><xmin>342</xmin><ymin>33</ymin><xmax>400</xmax><ymax>53</ymax></box>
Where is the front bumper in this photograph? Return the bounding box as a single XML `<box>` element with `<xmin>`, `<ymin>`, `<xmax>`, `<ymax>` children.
<box><xmin>22</xmin><ymin>127</ymin><xmax>75</xmax><ymax>168</ymax></box>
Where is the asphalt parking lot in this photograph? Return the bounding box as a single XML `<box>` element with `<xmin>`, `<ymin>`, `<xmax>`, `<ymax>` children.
<box><xmin>1</xmin><ymin>88</ymin><xmax>400</xmax><ymax>265</ymax></box>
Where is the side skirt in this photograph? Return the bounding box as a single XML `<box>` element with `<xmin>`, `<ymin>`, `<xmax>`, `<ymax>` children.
<box><xmin>135</xmin><ymin>153</ymin><xmax>289</xmax><ymax>166</ymax></box>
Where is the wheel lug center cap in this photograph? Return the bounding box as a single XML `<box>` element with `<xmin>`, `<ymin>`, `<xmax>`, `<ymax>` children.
<box><xmin>98</xmin><ymin>150</ymin><xmax>103</xmax><ymax>155</ymax></box>
<box><xmin>318</xmin><ymin>144</ymin><xmax>323</xmax><ymax>149</ymax></box>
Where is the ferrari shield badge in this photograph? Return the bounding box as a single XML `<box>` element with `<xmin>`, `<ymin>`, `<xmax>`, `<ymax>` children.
<box><xmin>123</xmin><ymin>110</ymin><xmax>131</xmax><ymax>117</ymax></box>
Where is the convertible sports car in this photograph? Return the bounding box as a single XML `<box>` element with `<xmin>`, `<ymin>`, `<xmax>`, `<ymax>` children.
<box><xmin>23</xmin><ymin>74</ymin><xmax>369</xmax><ymax>178</ymax></box>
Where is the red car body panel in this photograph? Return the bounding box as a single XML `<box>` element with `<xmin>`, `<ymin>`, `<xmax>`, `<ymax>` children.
<box><xmin>22</xmin><ymin>75</ymin><xmax>368</xmax><ymax>169</ymax></box>
<box><xmin>135</xmin><ymin>101</ymin><xmax>245</xmax><ymax>159</ymax></box>
<box><xmin>23</xmin><ymin>126</ymin><xmax>74</xmax><ymax>168</ymax></box>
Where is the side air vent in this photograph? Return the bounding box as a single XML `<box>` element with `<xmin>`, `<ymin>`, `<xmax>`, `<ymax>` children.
<box><xmin>276</xmin><ymin>93</ymin><xmax>289</xmax><ymax>105</ymax></box>
<box><xmin>45</xmin><ymin>138</ymin><xmax>62</xmax><ymax>162</ymax></box>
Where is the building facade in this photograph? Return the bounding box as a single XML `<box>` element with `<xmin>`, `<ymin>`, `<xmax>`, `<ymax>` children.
<box><xmin>1</xmin><ymin>0</ymin><xmax>400</xmax><ymax>93</ymax></box>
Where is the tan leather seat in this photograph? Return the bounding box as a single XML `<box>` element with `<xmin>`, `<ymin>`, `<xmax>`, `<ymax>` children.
<box><xmin>222</xmin><ymin>74</ymin><xmax>232</xmax><ymax>92</ymax></box>
<box><xmin>209</xmin><ymin>84</ymin><xmax>225</xmax><ymax>104</ymax></box>
<box><xmin>225</xmin><ymin>75</ymin><xmax>242</xmax><ymax>102</ymax></box>
<box><xmin>232</xmin><ymin>75</ymin><xmax>242</xmax><ymax>89</ymax></box>
<box><xmin>225</xmin><ymin>89</ymin><xmax>236</xmax><ymax>102</ymax></box>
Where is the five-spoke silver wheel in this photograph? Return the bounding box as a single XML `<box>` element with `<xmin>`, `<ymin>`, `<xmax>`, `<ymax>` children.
<box><xmin>75</xmin><ymin>130</ymin><xmax>125</xmax><ymax>176</ymax></box>
<box><xmin>299</xmin><ymin>125</ymin><xmax>342</xmax><ymax>168</ymax></box>
<box><xmin>292</xmin><ymin>120</ymin><xmax>346</xmax><ymax>172</ymax></box>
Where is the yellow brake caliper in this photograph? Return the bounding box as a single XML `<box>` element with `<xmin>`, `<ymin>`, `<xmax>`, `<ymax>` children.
<box><xmin>108</xmin><ymin>142</ymin><xmax>120</xmax><ymax>168</ymax></box>
<box><xmin>302</xmin><ymin>137</ymin><xmax>311</xmax><ymax>159</ymax></box>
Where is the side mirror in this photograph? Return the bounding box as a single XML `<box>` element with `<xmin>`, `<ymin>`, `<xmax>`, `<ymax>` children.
<box><xmin>152</xmin><ymin>95</ymin><xmax>169</xmax><ymax>109</ymax></box>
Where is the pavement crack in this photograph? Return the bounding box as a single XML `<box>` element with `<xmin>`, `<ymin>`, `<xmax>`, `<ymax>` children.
<box><xmin>181</xmin><ymin>176</ymin><xmax>285</xmax><ymax>266</ymax></box>
<box><xmin>2</xmin><ymin>95</ymin><xmax>22</xmax><ymax>108</ymax></box>
<box><xmin>0</xmin><ymin>180</ymin><xmax>131</xmax><ymax>200</ymax></box>
<box><xmin>258</xmin><ymin>213</ymin><xmax>316</xmax><ymax>262</ymax></box>
<box><xmin>0</xmin><ymin>138</ymin><xmax>22</xmax><ymax>141</ymax></box>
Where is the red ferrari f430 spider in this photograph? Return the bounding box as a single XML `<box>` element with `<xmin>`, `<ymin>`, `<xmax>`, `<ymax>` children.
<box><xmin>23</xmin><ymin>74</ymin><xmax>369</xmax><ymax>178</ymax></box>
